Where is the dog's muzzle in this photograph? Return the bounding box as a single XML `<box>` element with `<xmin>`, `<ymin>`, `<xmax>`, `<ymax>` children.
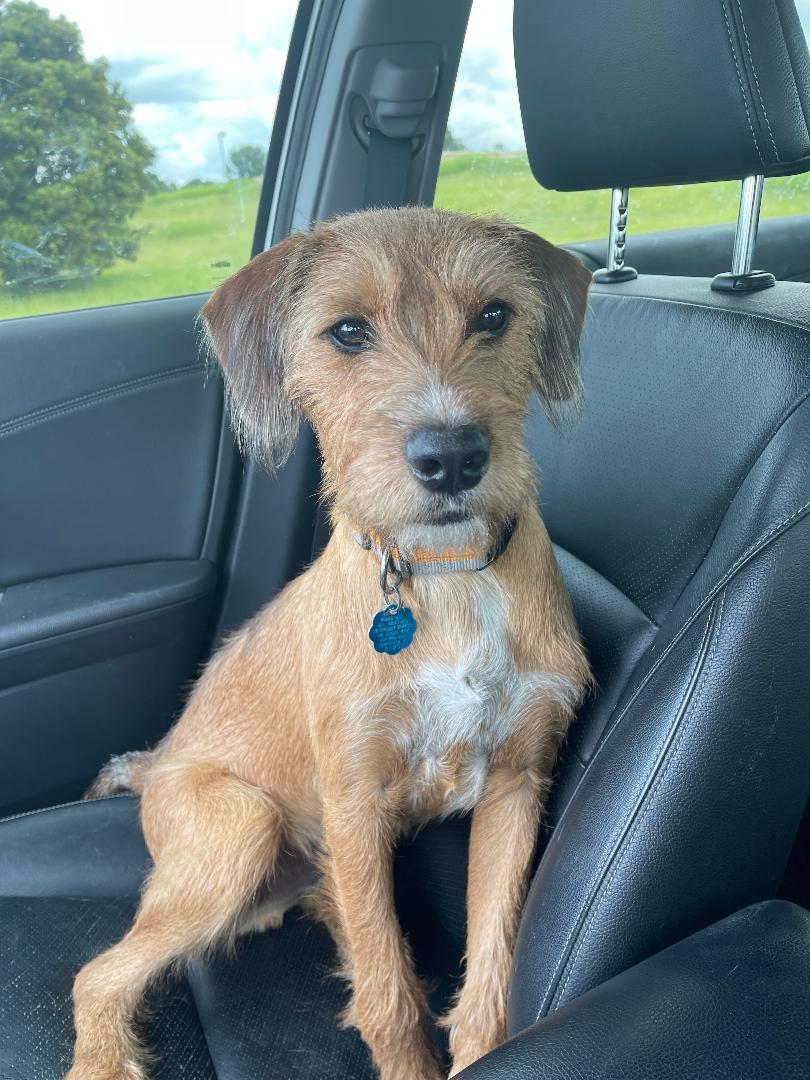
<box><xmin>405</xmin><ymin>425</ymin><xmax>490</xmax><ymax>495</ymax></box>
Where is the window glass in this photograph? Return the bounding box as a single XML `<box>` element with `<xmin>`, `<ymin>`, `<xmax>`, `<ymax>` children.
<box><xmin>0</xmin><ymin>0</ymin><xmax>296</xmax><ymax>319</ymax></box>
<box><xmin>435</xmin><ymin>0</ymin><xmax>810</xmax><ymax>244</ymax></box>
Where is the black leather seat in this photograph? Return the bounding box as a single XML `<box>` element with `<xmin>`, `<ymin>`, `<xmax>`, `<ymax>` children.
<box><xmin>2</xmin><ymin>2</ymin><xmax>810</xmax><ymax>1077</ymax></box>
<box><xmin>463</xmin><ymin>900</ymin><xmax>810</xmax><ymax>1080</ymax></box>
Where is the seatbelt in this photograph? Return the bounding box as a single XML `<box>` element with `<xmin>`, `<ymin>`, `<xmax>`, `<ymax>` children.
<box><xmin>363</xmin><ymin>127</ymin><xmax>413</xmax><ymax>207</ymax></box>
<box><xmin>359</xmin><ymin>55</ymin><xmax>440</xmax><ymax>207</ymax></box>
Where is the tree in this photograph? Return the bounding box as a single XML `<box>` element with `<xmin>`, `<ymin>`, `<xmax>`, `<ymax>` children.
<box><xmin>0</xmin><ymin>0</ymin><xmax>155</xmax><ymax>288</ymax></box>
<box><xmin>229</xmin><ymin>144</ymin><xmax>266</xmax><ymax>179</ymax></box>
<box><xmin>443</xmin><ymin>127</ymin><xmax>466</xmax><ymax>152</ymax></box>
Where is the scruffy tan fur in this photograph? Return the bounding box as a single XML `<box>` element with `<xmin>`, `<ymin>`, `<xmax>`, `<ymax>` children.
<box><xmin>67</xmin><ymin>208</ymin><xmax>591</xmax><ymax>1080</ymax></box>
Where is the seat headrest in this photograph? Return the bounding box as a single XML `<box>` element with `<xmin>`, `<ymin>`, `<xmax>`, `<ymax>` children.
<box><xmin>514</xmin><ymin>0</ymin><xmax>810</xmax><ymax>191</ymax></box>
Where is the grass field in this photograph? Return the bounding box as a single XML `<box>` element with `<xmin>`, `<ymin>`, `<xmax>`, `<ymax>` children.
<box><xmin>434</xmin><ymin>153</ymin><xmax>810</xmax><ymax>237</ymax></box>
<box><xmin>0</xmin><ymin>179</ymin><xmax>261</xmax><ymax>320</ymax></box>
<box><xmin>2</xmin><ymin>154</ymin><xmax>809</xmax><ymax>320</ymax></box>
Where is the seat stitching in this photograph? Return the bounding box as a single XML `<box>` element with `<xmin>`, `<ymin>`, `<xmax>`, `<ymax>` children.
<box><xmin>771</xmin><ymin>0</ymin><xmax>810</xmax><ymax>143</ymax></box>
<box><xmin>534</xmin><ymin>602</ymin><xmax>716</xmax><ymax>1019</ymax></box>
<box><xmin>0</xmin><ymin>363</ymin><xmax>206</xmax><ymax>441</ymax></box>
<box><xmin>544</xmin><ymin>497</ymin><xmax>810</xmax><ymax>887</ymax></box>
<box><xmin>0</xmin><ymin>792</ymin><xmax>132</xmax><ymax>825</ymax></box>
<box><xmin>735</xmin><ymin>0</ymin><xmax>780</xmax><ymax>160</ymax></box>
<box><xmin>721</xmin><ymin>0</ymin><xmax>765</xmax><ymax>165</ymax></box>
<box><xmin>551</xmin><ymin>591</ymin><xmax>726</xmax><ymax>1012</ymax></box>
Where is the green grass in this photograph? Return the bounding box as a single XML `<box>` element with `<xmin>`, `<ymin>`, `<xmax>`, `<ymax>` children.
<box><xmin>2</xmin><ymin>155</ymin><xmax>809</xmax><ymax>320</ymax></box>
<box><xmin>0</xmin><ymin>178</ymin><xmax>261</xmax><ymax>319</ymax></box>
<box><xmin>434</xmin><ymin>153</ymin><xmax>810</xmax><ymax>241</ymax></box>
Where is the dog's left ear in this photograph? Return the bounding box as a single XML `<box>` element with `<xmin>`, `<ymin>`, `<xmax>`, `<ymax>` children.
<box><xmin>201</xmin><ymin>231</ymin><xmax>315</xmax><ymax>470</ymax></box>
<box><xmin>511</xmin><ymin>227</ymin><xmax>592</xmax><ymax>417</ymax></box>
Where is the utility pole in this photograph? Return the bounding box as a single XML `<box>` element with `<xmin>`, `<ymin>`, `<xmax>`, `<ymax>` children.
<box><xmin>217</xmin><ymin>131</ymin><xmax>228</xmax><ymax>181</ymax></box>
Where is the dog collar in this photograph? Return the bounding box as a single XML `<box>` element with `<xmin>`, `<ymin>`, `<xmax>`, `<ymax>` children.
<box><xmin>355</xmin><ymin>518</ymin><xmax>517</xmax><ymax>656</ymax></box>
<box><xmin>353</xmin><ymin>516</ymin><xmax>517</xmax><ymax>580</ymax></box>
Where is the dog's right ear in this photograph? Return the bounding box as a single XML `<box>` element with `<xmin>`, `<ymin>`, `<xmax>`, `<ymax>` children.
<box><xmin>201</xmin><ymin>231</ymin><xmax>313</xmax><ymax>470</ymax></box>
<box><xmin>509</xmin><ymin>226</ymin><xmax>591</xmax><ymax>419</ymax></box>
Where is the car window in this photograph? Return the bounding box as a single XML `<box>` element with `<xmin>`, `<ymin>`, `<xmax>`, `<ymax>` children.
<box><xmin>0</xmin><ymin>0</ymin><xmax>296</xmax><ymax>320</ymax></box>
<box><xmin>435</xmin><ymin>0</ymin><xmax>810</xmax><ymax>244</ymax></box>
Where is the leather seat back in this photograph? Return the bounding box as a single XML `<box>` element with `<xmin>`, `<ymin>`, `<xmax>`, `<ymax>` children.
<box><xmin>510</xmin><ymin>0</ymin><xmax>810</xmax><ymax>1035</ymax></box>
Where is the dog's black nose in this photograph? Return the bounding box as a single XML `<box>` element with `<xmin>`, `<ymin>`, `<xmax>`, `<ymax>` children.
<box><xmin>405</xmin><ymin>426</ymin><xmax>490</xmax><ymax>494</ymax></box>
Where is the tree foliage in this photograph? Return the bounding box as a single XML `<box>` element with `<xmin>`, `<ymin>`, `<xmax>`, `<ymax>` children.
<box><xmin>443</xmin><ymin>127</ymin><xmax>466</xmax><ymax>152</ymax></box>
<box><xmin>0</xmin><ymin>0</ymin><xmax>155</xmax><ymax>288</ymax></box>
<box><xmin>229</xmin><ymin>144</ymin><xmax>266</xmax><ymax>179</ymax></box>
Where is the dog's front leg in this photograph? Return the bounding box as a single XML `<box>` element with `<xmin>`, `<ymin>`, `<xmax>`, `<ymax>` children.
<box><xmin>444</xmin><ymin>766</ymin><xmax>544</xmax><ymax>1075</ymax></box>
<box><xmin>322</xmin><ymin>784</ymin><xmax>444</xmax><ymax>1080</ymax></box>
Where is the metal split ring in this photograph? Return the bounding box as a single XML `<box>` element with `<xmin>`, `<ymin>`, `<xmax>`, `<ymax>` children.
<box><xmin>379</xmin><ymin>549</ymin><xmax>403</xmax><ymax>614</ymax></box>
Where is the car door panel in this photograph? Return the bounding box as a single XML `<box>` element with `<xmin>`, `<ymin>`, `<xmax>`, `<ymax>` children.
<box><xmin>0</xmin><ymin>296</ymin><xmax>221</xmax><ymax>585</ymax></box>
<box><xmin>0</xmin><ymin>296</ymin><xmax>227</xmax><ymax>815</ymax></box>
<box><xmin>0</xmin><ymin>562</ymin><xmax>215</xmax><ymax>815</ymax></box>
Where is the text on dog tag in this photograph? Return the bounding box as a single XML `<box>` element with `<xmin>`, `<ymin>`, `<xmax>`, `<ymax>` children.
<box><xmin>368</xmin><ymin>605</ymin><xmax>417</xmax><ymax>655</ymax></box>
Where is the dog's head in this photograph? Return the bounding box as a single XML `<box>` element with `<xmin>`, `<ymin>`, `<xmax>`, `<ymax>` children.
<box><xmin>202</xmin><ymin>208</ymin><xmax>590</xmax><ymax>551</ymax></box>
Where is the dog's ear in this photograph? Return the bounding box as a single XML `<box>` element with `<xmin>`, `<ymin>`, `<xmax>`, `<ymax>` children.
<box><xmin>510</xmin><ymin>227</ymin><xmax>591</xmax><ymax>418</ymax></box>
<box><xmin>201</xmin><ymin>231</ymin><xmax>314</xmax><ymax>470</ymax></box>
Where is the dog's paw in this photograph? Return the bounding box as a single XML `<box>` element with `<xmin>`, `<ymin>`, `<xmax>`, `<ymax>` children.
<box><xmin>443</xmin><ymin>1004</ymin><xmax>504</xmax><ymax>1077</ymax></box>
<box><xmin>448</xmin><ymin>1047</ymin><xmax>485</xmax><ymax>1077</ymax></box>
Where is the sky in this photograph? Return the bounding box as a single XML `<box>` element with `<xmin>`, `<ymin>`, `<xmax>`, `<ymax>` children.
<box><xmin>43</xmin><ymin>0</ymin><xmax>296</xmax><ymax>182</ymax></box>
<box><xmin>41</xmin><ymin>0</ymin><xmax>810</xmax><ymax>185</ymax></box>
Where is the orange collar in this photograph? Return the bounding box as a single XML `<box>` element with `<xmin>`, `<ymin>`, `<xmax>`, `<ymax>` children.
<box><xmin>352</xmin><ymin>518</ymin><xmax>517</xmax><ymax>579</ymax></box>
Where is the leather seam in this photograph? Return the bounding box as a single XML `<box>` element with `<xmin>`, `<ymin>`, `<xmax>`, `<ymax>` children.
<box><xmin>185</xmin><ymin>973</ymin><xmax>223</xmax><ymax>1080</ymax></box>
<box><xmin>0</xmin><ymin>793</ymin><xmax>132</xmax><ymax>826</ymax></box>
<box><xmin>771</xmin><ymin>0</ymin><xmax>810</xmax><ymax>144</ymax></box>
<box><xmin>550</xmin><ymin>591</ymin><xmax>725</xmax><ymax>1013</ymax></box>
<box><xmin>0</xmin><ymin>363</ymin><xmax>206</xmax><ymax>441</ymax></box>
<box><xmin>535</xmin><ymin>604</ymin><xmax>715</xmax><ymax>1018</ymax></box>
<box><xmin>735</xmin><ymin>0</ymin><xmax>780</xmax><ymax>160</ymax></box>
<box><xmin>721</xmin><ymin>0</ymin><xmax>765</xmax><ymax>166</ymax></box>
<box><xmin>545</xmin><ymin>497</ymin><xmax>810</xmax><ymax>880</ymax></box>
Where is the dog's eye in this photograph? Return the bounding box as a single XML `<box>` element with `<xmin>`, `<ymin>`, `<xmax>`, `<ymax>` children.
<box><xmin>327</xmin><ymin>318</ymin><xmax>373</xmax><ymax>353</ymax></box>
<box><xmin>473</xmin><ymin>300</ymin><xmax>510</xmax><ymax>338</ymax></box>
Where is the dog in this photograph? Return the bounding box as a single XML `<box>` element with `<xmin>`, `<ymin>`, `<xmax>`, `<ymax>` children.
<box><xmin>65</xmin><ymin>207</ymin><xmax>591</xmax><ymax>1080</ymax></box>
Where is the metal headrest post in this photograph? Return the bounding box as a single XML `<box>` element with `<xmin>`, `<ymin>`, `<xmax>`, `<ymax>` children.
<box><xmin>711</xmin><ymin>175</ymin><xmax>775</xmax><ymax>293</ymax></box>
<box><xmin>593</xmin><ymin>187</ymin><xmax>638</xmax><ymax>284</ymax></box>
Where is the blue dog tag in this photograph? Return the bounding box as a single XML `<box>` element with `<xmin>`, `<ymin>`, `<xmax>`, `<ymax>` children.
<box><xmin>369</xmin><ymin>605</ymin><xmax>417</xmax><ymax>654</ymax></box>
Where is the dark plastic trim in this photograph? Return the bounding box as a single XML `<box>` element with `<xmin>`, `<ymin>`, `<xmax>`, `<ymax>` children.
<box><xmin>251</xmin><ymin>0</ymin><xmax>318</xmax><ymax>258</ymax></box>
<box><xmin>711</xmin><ymin>270</ymin><xmax>777</xmax><ymax>293</ymax></box>
<box><xmin>592</xmin><ymin>266</ymin><xmax>638</xmax><ymax>284</ymax></box>
<box><xmin>0</xmin><ymin>561</ymin><xmax>215</xmax><ymax>654</ymax></box>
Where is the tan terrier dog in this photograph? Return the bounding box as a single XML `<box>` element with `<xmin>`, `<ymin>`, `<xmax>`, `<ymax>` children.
<box><xmin>66</xmin><ymin>207</ymin><xmax>591</xmax><ymax>1080</ymax></box>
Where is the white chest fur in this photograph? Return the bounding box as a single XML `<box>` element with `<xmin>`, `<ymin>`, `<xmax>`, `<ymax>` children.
<box><xmin>396</xmin><ymin>574</ymin><xmax>578</xmax><ymax>815</ymax></box>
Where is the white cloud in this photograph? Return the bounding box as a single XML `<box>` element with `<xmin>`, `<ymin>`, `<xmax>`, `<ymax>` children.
<box><xmin>39</xmin><ymin>0</ymin><xmax>810</xmax><ymax>176</ymax></box>
<box><xmin>42</xmin><ymin>0</ymin><xmax>296</xmax><ymax>182</ymax></box>
<box><xmin>448</xmin><ymin>4</ymin><xmax>524</xmax><ymax>151</ymax></box>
